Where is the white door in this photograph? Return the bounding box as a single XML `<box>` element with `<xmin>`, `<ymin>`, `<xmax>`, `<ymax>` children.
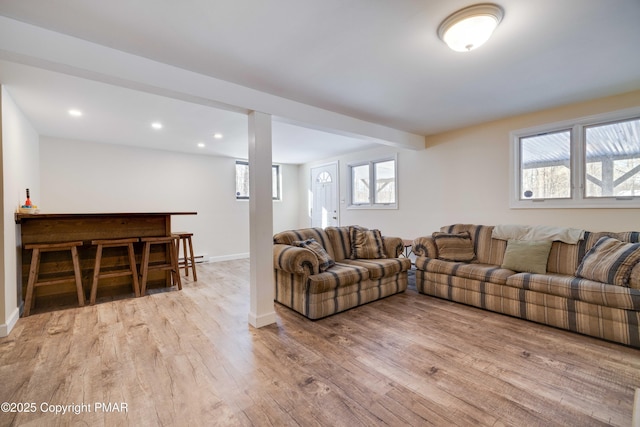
<box><xmin>311</xmin><ymin>163</ymin><xmax>339</xmax><ymax>228</ymax></box>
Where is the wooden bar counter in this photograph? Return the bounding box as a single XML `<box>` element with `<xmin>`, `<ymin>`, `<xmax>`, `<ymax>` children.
<box><xmin>15</xmin><ymin>212</ymin><xmax>196</xmax><ymax>313</ymax></box>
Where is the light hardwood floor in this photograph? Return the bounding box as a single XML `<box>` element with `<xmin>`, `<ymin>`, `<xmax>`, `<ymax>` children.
<box><xmin>1</xmin><ymin>259</ymin><xmax>639</xmax><ymax>426</ymax></box>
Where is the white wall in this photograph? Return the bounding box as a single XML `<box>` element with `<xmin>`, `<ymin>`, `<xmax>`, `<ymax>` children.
<box><xmin>40</xmin><ymin>138</ymin><xmax>300</xmax><ymax>261</ymax></box>
<box><xmin>300</xmin><ymin>90</ymin><xmax>640</xmax><ymax>240</ymax></box>
<box><xmin>274</xmin><ymin>162</ymin><xmax>300</xmax><ymax>233</ymax></box>
<box><xmin>1</xmin><ymin>86</ymin><xmax>40</xmax><ymax>336</ymax></box>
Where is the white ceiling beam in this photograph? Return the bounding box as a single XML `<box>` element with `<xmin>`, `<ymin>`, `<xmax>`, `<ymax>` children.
<box><xmin>0</xmin><ymin>16</ymin><xmax>425</xmax><ymax>151</ymax></box>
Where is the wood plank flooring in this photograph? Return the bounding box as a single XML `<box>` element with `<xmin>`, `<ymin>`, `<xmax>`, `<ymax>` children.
<box><xmin>1</xmin><ymin>259</ymin><xmax>639</xmax><ymax>426</ymax></box>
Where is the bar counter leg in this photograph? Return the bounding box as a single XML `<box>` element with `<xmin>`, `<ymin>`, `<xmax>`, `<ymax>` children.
<box><xmin>24</xmin><ymin>248</ymin><xmax>41</xmax><ymax>317</ymax></box>
<box><xmin>89</xmin><ymin>244</ymin><xmax>103</xmax><ymax>305</ymax></box>
<box><xmin>71</xmin><ymin>246</ymin><xmax>85</xmax><ymax>307</ymax></box>
<box><xmin>139</xmin><ymin>241</ymin><xmax>151</xmax><ymax>295</ymax></box>
<box><xmin>127</xmin><ymin>242</ymin><xmax>141</xmax><ymax>297</ymax></box>
<box><xmin>170</xmin><ymin>239</ymin><xmax>182</xmax><ymax>290</ymax></box>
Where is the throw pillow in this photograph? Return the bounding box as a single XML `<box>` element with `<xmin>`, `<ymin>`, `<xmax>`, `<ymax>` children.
<box><xmin>432</xmin><ymin>231</ymin><xmax>476</xmax><ymax>262</ymax></box>
<box><xmin>349</xmin><ymin>226</ymin><xmax>386</xmax><ymax>259</ymax></box>
<box><xmin>501</xmin><ymin>239</ymin><xmax>552</xmax><ymax>274</ymax></box>
<box><xmin>293</xmin><ymin>238</ymin><xmax>335</xmax><ymax>272</ymax></box>
<box><xmin>348</xmin><ymin>225</ymin><xmax>368</xmax><ymax>259</ymax></box>
<box><xmin>575</xmin><ymin>236</ymin><xmax>640</xmax><ymax>287</ymax></box>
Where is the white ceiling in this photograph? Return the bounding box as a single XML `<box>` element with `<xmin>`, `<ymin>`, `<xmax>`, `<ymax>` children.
<box><xmin>0</xmin><ymin>60</ymin><xmax>377</xmax><ymax>163</ymax></box>
<box><xmin>0</xmin><ymin>0</ymin><xmax>639</xmax><ymax>163</ymax></box>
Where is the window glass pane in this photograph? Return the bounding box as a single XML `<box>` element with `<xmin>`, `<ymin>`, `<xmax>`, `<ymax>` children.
<box><xmin>520</xmin><ymin>130</ymin><xmax>571</xmax><ymax>199</ymax></box>
<box><xmin>235</xmin><ymin>161</ymin><xmax>249</xmax><ymax>198</ymax></box>
<box><xmin>272</xmin><ymin>165</ymin><xmax>280</xmax><ymax>199</ymax></box>
<box><xmin>585</xmin><ymin>118</ymin><xmax>640</xmax><ymax>198</ymax></box>
<box><xmin>236</xmin><ymin>161</ymin><xmax>281</xmax><ymax>200</ymax></box>
<box><xmin>316</xmin><ymin>171</ymin><xmax>332</xmax><ymax>183</ymax></box>
<box><xmin>351</xmin><ymin>164</ymin><xmax>370</xmax><ymax>204</ymax></box>
<box><xmin>374</xmin><ymin>160</ymin><xmax>396</xmax><ymax>203</ymax></box>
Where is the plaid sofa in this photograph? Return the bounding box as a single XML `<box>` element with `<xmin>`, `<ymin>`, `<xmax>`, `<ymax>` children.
<box><xmin>273</xmin><ymin>227</ymin><xmax>411</xmax><ymax>319</ymax></box>
<box><xmin>413</xmin><ymin>224</ymin><xmax>640</xmax><ymax>348</ymax></box>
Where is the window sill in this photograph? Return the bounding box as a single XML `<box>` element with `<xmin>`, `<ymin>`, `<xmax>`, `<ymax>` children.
<box><xmin>510</xmin><ymin>198</ymin><xmax>640</xmax><ymax>209</ymax></box>
<box><xmin>347</xmin><ymin>204</ymin><xmax>398</xmax><ymax>210</ymax></box>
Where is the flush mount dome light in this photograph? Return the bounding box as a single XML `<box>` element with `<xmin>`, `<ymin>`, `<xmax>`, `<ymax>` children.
<box><xmin>438</xmin><ymin>3</ymin><xmax>503</xmax><ymax>52</ymax></box>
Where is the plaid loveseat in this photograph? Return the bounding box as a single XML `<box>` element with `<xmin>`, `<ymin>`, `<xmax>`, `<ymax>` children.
<box><xmin>413</xmin><ymin>224</ymin><xmax>640</xmax><ymax>348</ymax></box>
<box><xmin>273</xmin><ymin>226</ymin><xmax>411</xmax><ymax>319</ymax></box>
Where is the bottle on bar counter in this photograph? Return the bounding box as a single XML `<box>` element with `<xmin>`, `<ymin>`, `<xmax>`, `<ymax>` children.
<box><xmin>24</xmin><ymin>188</ymin><xmax>32</xmax><ymax>207</ymax></box>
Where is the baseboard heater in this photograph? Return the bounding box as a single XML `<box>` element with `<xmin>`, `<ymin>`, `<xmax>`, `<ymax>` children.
<box><xmin>178</xmin><ymin>255</ymin><xmax>207</xmax><ymax>264</ymax></box>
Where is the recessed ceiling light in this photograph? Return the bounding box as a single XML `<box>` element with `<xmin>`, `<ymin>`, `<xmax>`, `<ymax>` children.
<box><xmin>68</xmin><ymin>109</ymin><xmax>83</xmax><ymax>117</ymax></box>
<box><xmin>213</xmin><ymin>133</ymin><xmax>223</xmax><ymax>139</ymax></box>
<box><xmin>197</xmin><ymin>142</ymin><xmax>205</xmax><ymax>148</ymax></box>
<box><xmin>151</xmin><ymin>122</ymin><xmax>163</xmax><ymax>129</ymax></box>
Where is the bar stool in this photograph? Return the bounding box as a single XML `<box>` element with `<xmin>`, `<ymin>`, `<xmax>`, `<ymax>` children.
<box><xmin>23</xmin><ymin>241</ymin><xmax>85</xmax><ymax>317</ymax></box>
<box><xmin>139</xmin><ymin>235</ymin><xmax>181</xmax><ymax>295</ymax></box>
<box><xmin>90</xmin><ymin>238</ymin><xmax>140</xmax><ymax>305</ymax></box>
<box><xmin>172</xmin><ymin>231</ymin><xmax>197</xmax><ymax>281</ymax></box>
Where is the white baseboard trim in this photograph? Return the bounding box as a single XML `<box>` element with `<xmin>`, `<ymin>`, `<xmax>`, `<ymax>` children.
<box><xmin>207</xmin><ymin>253</ymin><xmax>249</xmax><ymax>263</ymax></box>
<box><xmin>248</xmin><ymin>311</ymin><xmax>277</xmax><ymax>328</ymax></box>
<box><xmin>0</xmin><ymin>307</ymin><xmax>20</xmax><ymax>337</ymax></box>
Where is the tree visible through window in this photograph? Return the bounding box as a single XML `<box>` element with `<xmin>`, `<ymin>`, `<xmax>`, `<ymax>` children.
<box><xmin>374</xmin><ymin>160</ymin><xmax>396</xmax><ymax>204</ymax></box>
<box><xmin>585</xmin><ymin>119</ymin><xmax>640</xmax><ymax>197</ymax></box>
<box><xmin>235</xmin><ymin>160</ymin><xmax>281</xmax><ymax>200</ymax></box>
<box><xmin>511</xmin><ymin>110</ymin><xmax>640</xmax><ymax>208</ymax></box>
<box><xmin>351</xmin><ymin>164</ymin><xmax>370</xmax><ymax>204</ymax></box>
<box><xmin>520</xmin><ymin>130</ymin><xmax>571</xmax><ymax>200</ymax></box>
<box><xmin>349</xmin><ymin>157</ymin><xmax>397</xmax><ymax>208</ymax></box>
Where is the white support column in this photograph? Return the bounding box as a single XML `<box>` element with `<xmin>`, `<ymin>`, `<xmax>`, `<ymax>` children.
<box><xmin>248</xmin><ymin>111</ymin><xmax>276</xmax><ymax>328</ymax></box>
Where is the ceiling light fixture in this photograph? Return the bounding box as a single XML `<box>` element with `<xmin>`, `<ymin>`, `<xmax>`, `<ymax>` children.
<box><xmin>197</xmin><ymin>142</ymin><xmax>205</xmax><ymax>148</ymax></box>
<box><xmin>213</xmin><ymin>133</ymin><xmax>223</xmax><ymax>139</ymax></box>
<box><xmin>68</xmin><ymin>109</ymin><xmax>83</xmax><ymax>117</ymax></box>
<box><xmin>151</xmin><ymin>122</ymin><xmax>163</xmax><ymax>129</ymax></box>
<box><xmin>437</xmin><ymin>3</ymin><xmax>503</xmax><ymax>52</ymax></box>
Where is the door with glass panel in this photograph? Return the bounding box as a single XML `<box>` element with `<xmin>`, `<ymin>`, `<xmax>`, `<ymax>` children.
<box><xmin>311</xmin><ymin>163</ymin><xmax>339</xmax><ymax>228</ymax></box>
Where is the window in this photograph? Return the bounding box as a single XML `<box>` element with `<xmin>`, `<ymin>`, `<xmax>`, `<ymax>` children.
<box><xmin>235</xmin><ymin>160</ymin><xmax>281</xmax><ymax>200</ymax></box>
<box><xmin>585</xmin><ymin>120</ymin><xmax>640</xmax><ymax>198</ymax></box>
<box><xmin>348</xmin><ymin>157</ymin><xmax>397</xmax><ymax>208</ymax></box>
<box><xmin>511</xmin><ymin>107</ymin><xmax>640</xmax><ymax>208</ymax></box>
<box><xmin>519</xmin><ymin>130</ymin><xmax>571</xmax><ymax>200</ymax></box>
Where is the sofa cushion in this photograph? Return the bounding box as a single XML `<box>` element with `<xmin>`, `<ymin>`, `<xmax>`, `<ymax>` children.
<box><xmin>274</xmin><ymin>228</ymin><xmax>335</xmax><ymax>259</ymax></box>
<box><xmin>440</xmin><ymin>224</ymin><xmax>505</xmax><ymax>265</ymax></box>
<box><xmin>501</xmin><ymin>240</ymin><xmax>553</xmax><ymax>274</ymax></box>
<box><xmin>432</xmin><ymin>231</ymin><xmax>476</xmax><ymax>262</ymax></box>
<box><xmin>505</xmin><ymin>272</ymin><xmax>640</xmax><ymax>310</ymax></box>
<box><xmin>416</xmin><ymin>257</ymin><xmax>515</xmax><ymax>285</ymax></box>
<box><xmin>350</xmin><ymin>226</ymin><xmax>386</xmax><ymax>259</ymax></box>
<box><xmin>293</xmin><ymin>238</ymin><xmax>335</xmax><ymax>272</ymax></box>
<box><xmin>341</xmin><ymin>257</ymin><xmax>411</xmax><ymax>279</ymax></box>
<box><xmin>306</xmin><ymin>262</ymin><xmax>369</xmax><ymax>294</ymax></box>
<box><xmin>575</xmin><ymin>236</ymin><xmax>640</xmax><ymax>287</ymax></box>
<box><xmin>325</xmin><ymin>226</ymin><xmax>352</xmax><ymax>261</ymax></box>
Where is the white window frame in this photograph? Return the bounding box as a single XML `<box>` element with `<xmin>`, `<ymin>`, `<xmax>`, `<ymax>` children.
<box><xmin>235</xmin><ymin>159</ymin><xmax>281</xmax><ymax>201</ymax></box>
<box><xmin>510</xmin><ymin>106</ymin><xmax>640</xmax><ymax>209</ymax></box>
<box><xmin>347</xmin><ymin>155</ymin><xmax>398</xmax><ymax>209</ymax></box>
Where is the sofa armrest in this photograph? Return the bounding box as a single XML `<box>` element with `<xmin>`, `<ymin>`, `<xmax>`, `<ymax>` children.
<box><xmin>273</xmin><ymin>244</ymin><xmax>319</xmax><ymax>276</ymax></box>
<box><xmin>382</xmin><ymin>236</ymin><xmax>404</xmax><ymax>258</ymax></box>
<box><xmin>412</xmin><ymin>236</ymin><xmax>438</xmax><ymax>258</ymax></box>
